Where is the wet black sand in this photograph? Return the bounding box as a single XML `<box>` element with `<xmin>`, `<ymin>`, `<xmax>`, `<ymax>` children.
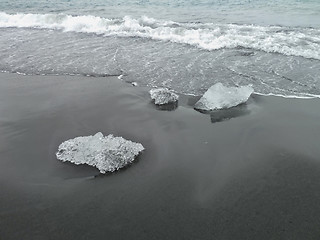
<box><xmin>1</xmin><ymin>73</ymin><xmax>320</xmax><ymax>240</ymax></box>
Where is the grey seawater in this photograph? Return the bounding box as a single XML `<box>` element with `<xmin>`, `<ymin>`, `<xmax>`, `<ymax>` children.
<box><xmin>0</xmin><ymin>27</ymin><xmax>320</xmax><ymax>97</ymax></box>
<box><xmin>1</xmin><ymin>0</ymin><xmax>320</xmax><ymax>27</ymax></box>
<box><xmin>0</xmin><ymin>0</ymin><xmax>320</xmax><ymax>97</ymax></box>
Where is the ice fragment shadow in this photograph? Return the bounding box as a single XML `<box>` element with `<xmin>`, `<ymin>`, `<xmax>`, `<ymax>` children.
<box><xmin>150</xmin><ymin>101</ymin><xmax>178</xmax><ymax>111</ymax></box>
<box><xmin>195</xmin><ymin>104</ymin><xmax>250</xmax><ymax>123</ymax></box>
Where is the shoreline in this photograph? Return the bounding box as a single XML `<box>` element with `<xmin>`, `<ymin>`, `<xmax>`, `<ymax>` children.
<box><xmin>4</xmin><ymin>70</ymin><xmax>320</xmax><ymax>100</ymax></box>
<box><xmin>1</xmin><ymin>72</ymin><xmax>320</xmax><ymax>239</ymax></box>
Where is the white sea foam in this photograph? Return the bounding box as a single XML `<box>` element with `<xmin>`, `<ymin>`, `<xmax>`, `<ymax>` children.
<box><xmin>1</xmin><ymin>12</ymin><xmax>319</xmax><ymax>59</ymax></box>
<box><xmin>254</xmin><ymin>92</ymin><xmax>320</xmax><ymax>99</ymax></box>
<box><xmin>56</xmin><ymin>132</ymin><xmax>144</xmax><ymax>173</ymax></box>
<box><xmin>194</xmin><ymin>83</ymin><xmax>254</xmax><ymax>111</ymax></box>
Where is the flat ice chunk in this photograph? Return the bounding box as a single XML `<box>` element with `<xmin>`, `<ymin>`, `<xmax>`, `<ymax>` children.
<box><xmin>56</xmin><ymin>132</ymin><xmax>144</xmax><ymax>173</ymax></box>
<box><xmin>150</xmin><ymin>88</ymin><xmax>179</xmax><ymax>105</ymax></box>
<box><xmin>194</xmin><ymin>83</ymin><xmax>254</xmax><ymax>111</ymax></box>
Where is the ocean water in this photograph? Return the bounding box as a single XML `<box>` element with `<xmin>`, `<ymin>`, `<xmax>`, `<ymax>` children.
<box><xmin>1</xmin><ymin>0</ymin><xmax>320</xmax><ymax>97</ymax></box>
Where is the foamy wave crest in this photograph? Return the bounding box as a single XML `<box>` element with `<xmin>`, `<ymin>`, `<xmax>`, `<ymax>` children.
<box><xmin>1</xmin><ymin>12</ymin><xmax>320</xmax><ymax>59</ymax></box>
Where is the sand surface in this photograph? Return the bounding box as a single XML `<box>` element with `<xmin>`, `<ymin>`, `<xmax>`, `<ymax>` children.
<box><xmin>1</xmin><ymin>73</ymin><xmax>320</xmax><ymax>239</ymax></box>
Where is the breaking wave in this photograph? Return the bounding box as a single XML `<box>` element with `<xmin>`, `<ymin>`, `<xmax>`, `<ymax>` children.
<box><xmin>1</xmin><ymin>12</ymin><xmax>320</xmax><ymax>60</ymax></box>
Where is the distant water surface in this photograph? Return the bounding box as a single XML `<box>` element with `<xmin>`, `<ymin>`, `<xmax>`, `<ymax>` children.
<box><xmin>0</xmin><ymin>0</ymin><xmax>320</xmax><ymax>97</ymax></box>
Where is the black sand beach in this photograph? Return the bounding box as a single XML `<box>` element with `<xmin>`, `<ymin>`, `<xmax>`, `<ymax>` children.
<box><xmin>1</xmin><ymin>73</ymin><xmax>320</xmax><ymax>239</ymax></box>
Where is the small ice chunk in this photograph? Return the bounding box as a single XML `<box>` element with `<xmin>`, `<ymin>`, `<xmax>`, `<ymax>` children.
<box><xmin>56</xmin><ymin>132</ymin><xmax>144</xmax><ymax>173</ymax></box>
<box><xmin>149</xmin><ymin>88</ymin><xmax>179</xmax><ymax>105</ymax></box>
<box><xmin>131</xmin><ymin>82</ymin><xmax>138</xmax><ymax>86</ymax></box>
<box><xmin>194</xmin><ymin>83</ymin><xmax>254</xmax><ymax>111</ymax></box>
<box><xmin>118</xmin><ymin>74</ymin><xmax>123</xmax><ymax>80</ymax></box>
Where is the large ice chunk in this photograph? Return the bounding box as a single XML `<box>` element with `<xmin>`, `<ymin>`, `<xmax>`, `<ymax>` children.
<box><xmin>149</xmin><ymin>88</ymin><xmax>179</xmax><ymax>105</ymax></box>
<box><xmin>194</xmin><ymin>83</ymin><xmax>254</xmax><ymax>111</ymax></box>
<box><xmin>56</xmin><ymin>132</ymin><xmax>144</xmax><ymax>173</ymax></box>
